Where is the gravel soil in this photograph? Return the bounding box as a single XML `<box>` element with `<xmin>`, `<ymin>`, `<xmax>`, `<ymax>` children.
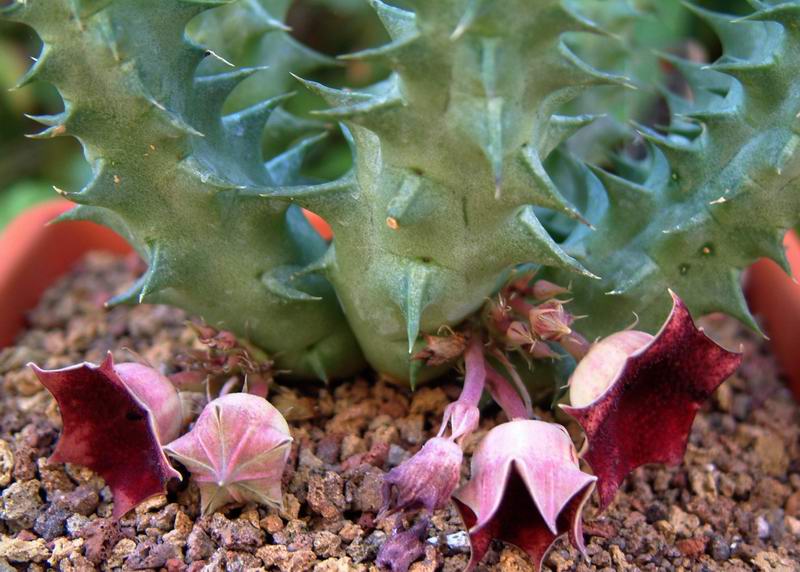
<box><xmin>0</xmin><ymin>252</ymin><xmax>798</xmax><ymax>571</ymax></box>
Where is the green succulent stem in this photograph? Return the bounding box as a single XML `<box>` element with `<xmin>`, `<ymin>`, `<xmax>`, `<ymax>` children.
<box><xmin>6</xmin><ymin>0</ymin><xmax>364</xmax><ymax>379</ymax></box>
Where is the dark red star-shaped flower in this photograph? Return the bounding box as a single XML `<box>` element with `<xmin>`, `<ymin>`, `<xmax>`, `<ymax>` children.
<box><xmin>562</xmin><ymin>291</ymin><xmax>742</xmax><ymax>508</ymax></box>
<box><xmin>30</xmin><ymin>353</ymin><xmax>181</xmax><ymax>517</ymax></box>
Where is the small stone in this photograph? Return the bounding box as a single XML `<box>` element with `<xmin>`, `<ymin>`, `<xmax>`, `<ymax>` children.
<box><xmin>315</xmin><ymin>435</ymin><xmax>342</xmax><ymax>465</ymax></box>
<box><xmin>755</xmin><ymin>432</ymin><xmax>790</xmax><ymax>477</ymax></box>
<box><xmin>165</xmin><ymin>557</ymin><xmax>187</xmax><ymax>572</ymax></box>
<box><xmin>387</xmin><ymin>445</ymin><xmax>410</xmax><ymax>468</ymax></box>
<box><xmin>609</xmin><ymin>545</ymin><xmax>629</xmax><ymax>570</ymax></box>
<box><xmin>105</xmin><ymin>538</ymin><xmax>136</xmax><ymax>569</ymax></box>
<box><xmin>314</xmin><ymin>557</ymin><xmax>368</xmax><ymax>572</ymax></box>
<box><xmin>731</xmin><ymin>394</ymin><xmax>751</xmax><ymax>420</ymax></box>
<box><xmin>754</xmin><ymin>478</ymin><xmax>791</xmax><ymax>507</ymax></box>
<box><xmin>676</xmin><ymin>536</ymin><xmax>707</xmax><ymax>558</ymax></box>
<box><xmin>785</xmin><ymin>491</ymin><xmax>800</xmax><ymax>517</ymax></box>
<box><xmin>312</xmin><ymin>531</ymin><xmax>342</xmax><ymax>558</ymax></box>
<box><xmin>444</xmin><ymin>531</ymin><xmax>470</xmax><ymax>552</ymax></box>
<box><xmin>339</xmin><ymin>522</ymin><xmax>362</xmax><ymax>543</ymax></box>
<box><xmin>204</xmin><ymin>513</ymin><xmax>265</xmax><ymax>552</ymax></box>
<box><xmin>257</xmin><ymin>544</ymin><xmax>289</xmax><ymax>567</ymax></box>
<box><xmin>47</xmin><ymin>537</ymin><xmax>83</xmax><ymax>568</ymax></box>
<box><xmin>0</xmin><ymin>479</ymin><xmax>42</xmax><ymax>530</ymax></box>
<box><xmin>346</xmin><ymin>530</ymin><xmax>385</xmax><ymax>563</ymax></box>
<box><xmin>223</xmin><ymin>550</ymin><xmax>262</xmax><ymax>570</ymax></box>
<box><xmin>395</xmin><ymin>416</ymin><xmax>425</xmax><ymax>446</ymax></box>
<box><xmin>36</xmin><ymin>458</ymin><xmax>74</xmax><ymax>495</ymax></box>
<box><xmin>260</xmin><ymin>514</ymin><xmax>283</xmax><ymax>535</ymax></box>
<box><xmin>126</xmin><ymin>540</ymin><xmax>177</xmax><ymax>569</ymax></box>
<box><xmin>345</xmin><ymin>465</ymin><xmax>384</xmax><ymax>513</ymax></box>
<box><xmin>33</xmin><ymin>504</ymin><xmax>71</xmax><ymax>541</ymax></box>
<box><xmin>65</xmin><ymin>514</ymin><xmax>90</xmax><ymax>538</ymax></box>
<box><xmin>735</xmin><ymin>473</ymin><xmax>755</xmax><ymax>499</ymax></box>
<box><xmin>644</xmin><ymin>503</ymin><xmax>668</xmax><ymax>524</ymax></box>
<box><xmin>785</xmin><ymin>515</ymin><xmax>800</xmax><ymax>536</ymax></box>
<box><xmin>0</xmin><ymin>535</ymin><xmax>49</xmax><ymax>563</ymax></box>
<box><xmin>707</xmin><ymin>533</ymin><xmax>731</xmax><ymax>561</ymax></box>
<box><xmin>256</xmin><ymin>544</ymin><xmax>317</xmax><ymax>572</ymax></box>
<box><xmin>688</xmin><ymin>468</ymin><xmax>717</xmax><ymax>499</ymax></box>
<box><xmin>163</xmin><ymin>509</ymin><xmax>193</xmax><ymax>548</ymax></box>
<box><xmin>280</xmin><ymin>493</ymin><xmax>301</xmax><ymax>520</ymax></box>
<box><xmin>751</xmin><ymin>551</ymin><xmax>796</xmax><ymax>572</ymax></box>
<box><xmin>81</xmin><ymin>518</ymin><xmax>122</xmax><ymax>564</ymax></box>
<box><xmin>340</xmin><ymin>435</ymin><xmax>367</xmax><ymax>461</ymax></box>
<box><xmin>409</xmin><ymin>545</ymin><xmax>440</xmax><ymax>572</ymax></box>
<box><xmin>714</xmin><ymin>382</ymin><xmax>733</xmax><ymax>412</ymax></box>
<box><xmin>299</xmin><ymin>446</ymin><xmax>325</xmax><ymax>471</ymax></box>
<box><xmin>52</xmin><ymin>485</ymin><xmax>100</xmax><ymax>516</ymax></box>
<box><xmin>307</xmin><ymin>472</ymin><xmax>346</xmax><ymax>519</ymax></box>
<box><xmin>186</xmin><ymin>525</ymin><xmax>215</xmax><ymax>561</ymax></box>
<box><xmin>134</xmin><ymin>493</ymin><xmax>168</xmax><ymax>514</ymax></box>
<box><xmin>63</xmin><ymin>463</ymin><xmax>103</xmax><ymax>490</ymax></box>
<box><xmin>0</xmin><ymin>441</ymin><xmax>13</xmax><ymax>487</ymax></box>
<box><xmin>668</xmin><ymin>506</ymin><xmax>700</xmax><ymax>538</ymax></box>
<box><xmin>409</xmin><ymin>387</ymin><xmax>448</xmax><ymax>415</ymax></box>
<box><xmin>138</xmin><ymin>502</ymin><xmax>178</xmax><ymax>532</ymax></box>
<box><xmin>756</xmin><ymin>515</ymin><xmax>771</xmax><ymax>539</ymax></box>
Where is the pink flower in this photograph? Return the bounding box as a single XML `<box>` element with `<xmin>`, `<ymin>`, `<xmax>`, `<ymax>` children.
<box><xmin>164</xmin><ymin>393</ymin><xmax>292</xmax><ymax>515</ymax></box>
<box><xmin>562</xmin><ymin>291</ymin><xmax>742</xmax><ymax>508</ymax></box>
<box><xmin>30</xmin><ymin>354</ymin><xmax>181</xmax><ymax>517</ymax></box>
<box><xmin>380</xmin><ymin>437</ymin><xmax>463</xmax><ymax>518</ymax></box>
<box><xmin>531</xmin><ymin>279</ymin><xmax>569</xmax><ymax>300</ymax></box>
<box><xmin>453</xmin><ymin>420</ymin><xmax>596</xmax><ymax>571</ymax></box>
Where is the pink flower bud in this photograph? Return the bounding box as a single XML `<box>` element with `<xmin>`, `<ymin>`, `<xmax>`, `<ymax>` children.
<box><xmin>560</xmin><ymin>331</ymin><xmax>591</xmax><ymax>361</ymax></box>
<box><xmin>531</xmin><ymin>279</ymin><xmax>569</xmax><ymax>300</ymax></box>
<box><xmin>380</xmin><ymin>437</ymin><xmax>463</xmax><ymax>518</ymax></box>
<box><xmin>453</xmin><ymin>420</ymin><xmax>596</xmax><ymax>571</ymax></box>
<box><xmin>568</xmin><ymin>330</ymin><xmax>653</xmax><ymax>407</ymax></box>
<box><xmin>29</xmin><ymin>353</ymin><xmax>181</xmax><ymax>517</ymax></box>
<box><xmin>164</xmin><ymin>393</ymin><xmax>292</xmax><ymax>515</ymax></box>
<box><xmin>505</xmin><ymin>321</ymin><xmax>535</xmax><ymax>349</ymax></box>
<box><xmin>113</xmin><ymin>362</ymin><xmax>183</xmax><ymax>443</ymax></box>
<box><xmin>528</xmin><ymin>300</ymin><xmax>573</xmax><ymax>341</ymax></box>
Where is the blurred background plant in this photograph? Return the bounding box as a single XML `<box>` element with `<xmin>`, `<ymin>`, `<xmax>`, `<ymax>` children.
<box><xmin>0</xmin><ymin>0</ymin><xmax>750</xmax><ymax>232</ymax></box>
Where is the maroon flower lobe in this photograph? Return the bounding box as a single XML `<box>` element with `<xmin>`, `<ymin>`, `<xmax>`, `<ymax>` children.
<box><xmin>164</xmin><ymin>393</ymin><xmax>292</xmax><ymax>515</ymax></box>
<box><xmin>453</xmin><ymin>420</ymin><xmax>596</xmax><ymax>571</ymax></box>
<box><xmin>561</xmin><ymin>291</ymin><xmax>742</xmax><ymax>509</ymax></box>
<box><xmin>29</xmin><ymin>353</ymin><xmax>181</xmax><ymax>518</ymax></box>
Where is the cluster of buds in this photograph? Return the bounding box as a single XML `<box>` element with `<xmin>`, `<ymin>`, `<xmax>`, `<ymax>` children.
<box><xmin>487</xmin><ymin>276</ymin><xmax>590</xmax><ymax>361</ymax></box>
<box><xmin>379</xmin><ymin>291</ymin><xmax>742</xmax><ymax>571</ymax></box>
<box><xmin>171</xmin><ymin>322</ymin><xmax>274</xmax><ymax>398</ymax></box>
<box><xmin>381</xmin><ymin>334</ymin><xmax>598</xmax><ymax>570</ymax></box>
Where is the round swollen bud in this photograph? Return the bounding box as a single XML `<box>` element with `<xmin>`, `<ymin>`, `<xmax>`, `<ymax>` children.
<box><xmin>568</xmin><ymin>331</ymin><xmax>653</xmax><ymax>408</ymax></box>
<box><xmin>531</xmin><ymin>279</ymin><xmax>569</xmax><ymax>300</ymax></box>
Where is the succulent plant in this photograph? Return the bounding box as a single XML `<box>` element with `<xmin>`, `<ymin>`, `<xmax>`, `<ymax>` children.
<box><xmin>7</xmin><ymin>0</ymin><xmax>800</xmax><ymax>569</ymax></box>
